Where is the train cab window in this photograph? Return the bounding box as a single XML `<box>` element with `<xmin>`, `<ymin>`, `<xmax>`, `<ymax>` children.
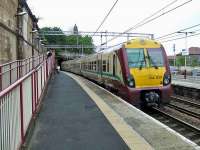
<box><xmin>102</xmin><ymin>60</ymin><xmax>107</xmax><ymax>72</ymax></box>
<box><xmin>147</xmin><ymin>48</ymin><xmax>164</xmax><ymax>67</ymax></box>
<box><xmin>126</xmin><ymin>48</ymin><xmax>146</xmax><ymax>68</ymax></box>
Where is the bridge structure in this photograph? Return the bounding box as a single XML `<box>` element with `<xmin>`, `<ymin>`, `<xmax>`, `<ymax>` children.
<box><xmin>41</xmin><ymin>31</ymin><xmax>154</xmax><ymax>61</ymax></box>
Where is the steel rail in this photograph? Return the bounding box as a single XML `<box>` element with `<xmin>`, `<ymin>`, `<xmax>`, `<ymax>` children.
<box><xmin>152</xmin><ymin>107</ymin><xmax>200</xmax><ymax>133</ymax></box>
<box><xmin>171</xmin><ymin>95</ymin><xmax>200</xmax><ymax>108</ymax></box>
<box><xmin>167</xmin><ymin>103</ymin><xmax>200</xmax><ymax>119</ymax></box>
<box><xmin>151</xmin><ymin>107</ymin><xmax>200</xmax><ymax>144</ymax></box>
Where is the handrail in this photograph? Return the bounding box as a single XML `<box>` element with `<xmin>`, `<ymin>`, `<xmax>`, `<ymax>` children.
<box><xmin>0</xmin><ymin>53</ymin><xmax>55</xmax><ymax>150</ymax></box>
<box><xmin>0</xmin><ymin>70</ymin><xmax>34</xmax><ymax>99</ymax></box>
<box><xmin>0</xmin><ymin>55</ymin><xmax>44</xmax><ymax>67</ymax></box>
<box><xmin>0</xmin><ymin>54</ymin><xmax>46</xmax><ymax>91</ymax></box>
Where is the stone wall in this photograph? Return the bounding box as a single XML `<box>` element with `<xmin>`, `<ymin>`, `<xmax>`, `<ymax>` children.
<box><xmin>0</xmin><ymin>0</ymin><xmax>40</xmax><ymax>64</ymax></box>
<box><xmin>0</xmin><ymin>0</ymin><xmax>18</xmax><ymax>63</ymax></box>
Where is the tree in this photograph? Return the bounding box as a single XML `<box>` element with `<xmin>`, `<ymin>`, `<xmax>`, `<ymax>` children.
<box><xmin>176</xmin><ymin>56</ymin><xmax>185</xmax><ymax>67</ymax></box>
<box><xmin>191</xmin><ymin>57</ymin><xmax>198</xmax><ymax>67</ymax></box>
<box><xmin>39</xmin><ymin>27</ymin><xmax>94</xmax><ymax>54</ymax></box>
<box><xmin>40</xmin><ymin>27</ymin><xmax>67</xmax><ymax>45</ymax></box>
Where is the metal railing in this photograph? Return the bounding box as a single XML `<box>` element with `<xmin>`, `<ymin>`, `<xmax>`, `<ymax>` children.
<box><xmin>0</xmin><ymin>55</ymin><xmax>45</xmax><ymax>91</ymax></box>
<box><xmin>0</xmin><ymin>54</ymin><xmax>55</xmax><ymax>150</ymax></box>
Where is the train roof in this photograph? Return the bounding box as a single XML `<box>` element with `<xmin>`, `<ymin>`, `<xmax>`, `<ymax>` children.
<box><xmin>125</xmin><ymin>38</ymin><xmax>161</xmax><ymax>48</ymax></box>
<box><xmin>62</xmin><ymin>38</ymin><xmax>162</xmax><ymax>64</ymax></box>
<box><xmin>96</xmin><ymin>38</ymin><xmax>162</xmax><ymax>54</ymax></box>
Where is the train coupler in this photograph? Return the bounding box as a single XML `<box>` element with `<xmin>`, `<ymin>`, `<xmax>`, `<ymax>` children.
<box><xmin>144</xmin><ymin>91</ymin><xmax>160</xmax><ymax>107</ymax></box>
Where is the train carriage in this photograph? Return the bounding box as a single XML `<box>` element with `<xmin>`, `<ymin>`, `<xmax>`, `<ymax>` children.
<box><xmin>62</xmin><ymin>38</ymin><xmax>172</xmax><ymax>107</ymax></box>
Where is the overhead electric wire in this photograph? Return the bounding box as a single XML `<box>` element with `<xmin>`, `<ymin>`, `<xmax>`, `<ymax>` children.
<box><xmin>156</xmin><ymin>28</ymin><xmax>200</xmax><ymax>41</ymax></box>
<box><xmin>104</xmin><ymin>0</ymin><xmax>192</xmax><ymax>45</ymax></box>
<box><xmin>155</xmin><ymin>23</ymin><xmax>200</xmax><ymax>40</ymax></box>
<box><xmin>121</xmin><ymin>0</ymin><xmax>178</xmax><ymax>34</ymax></box>
<box><xmin>161</xmin><ymin>32</ymin><xmax>200</xmax><ymax>43</ymax></box>
<box><xmin>92</xmin><ymin>0</ymin><xmax>119</xmax><ymax>37</ymax></box>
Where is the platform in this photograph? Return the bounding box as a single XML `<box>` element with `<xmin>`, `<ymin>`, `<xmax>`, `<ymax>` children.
<box><xmin>28</xmin><ymin>72</ymin><xmax>130</xmax><ymax>150</ymax></box>
<box><xmin>28</xmin><ymin>72</ymin><xmax>200</xmax><ymax>150</ymax></box>
<box><xmin>172</xmin><ymin>76</ymin><xmax>200</xmax><ymax>89</ymax></box>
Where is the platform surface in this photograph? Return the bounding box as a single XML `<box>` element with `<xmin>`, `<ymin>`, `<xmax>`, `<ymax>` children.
<box><xmin>172</xmin><ymin>75</ymin><xmax>200</xmax><ymax>89</ymax></box>
<box><xmin>28</xmin><ymin>73</ymin><xmax>130</xmax><ymax>150</ymax></box>
<box><xmin>28</xmin><ymin>72</ymin><xmax>200</xmax><ymax>150</ymax></box>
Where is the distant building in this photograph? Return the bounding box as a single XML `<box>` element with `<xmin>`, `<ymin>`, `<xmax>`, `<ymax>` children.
<box><xmin>168</xmin><ymin>47</ymin><xmax>200</xmax><ymax>66</ymax></box>
<box><xmin>73</xmin><ymin>24</ymin><xmax>78</xmax><ymax>34</ymax></box>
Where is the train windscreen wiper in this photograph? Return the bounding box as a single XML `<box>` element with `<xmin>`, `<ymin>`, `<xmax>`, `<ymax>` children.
<box><xmin>149</xmin><ymin>56</ymin><xmax>158</xmax><ymax>69</ymax></box>
<box><xmin>139</xmin><ymin>60</ymin><xmax>145</xmax><ymax>70</ymax></box>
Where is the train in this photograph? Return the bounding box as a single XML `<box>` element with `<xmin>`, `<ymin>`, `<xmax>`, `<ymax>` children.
<box><xmin>62</xmin><ymin>38</ymin><xmax>172</xmax><ymax>108</ymax></box>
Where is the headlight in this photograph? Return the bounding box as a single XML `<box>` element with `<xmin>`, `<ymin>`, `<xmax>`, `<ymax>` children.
<box><xmin>127</xmin><ymin>75</ymin><xmax>135</xmax><ymax>88</ymax></box>
<box><xmin>163</xmin><ymin>72</ymin><xmax>171</xmax><ymax>85</ymax></box>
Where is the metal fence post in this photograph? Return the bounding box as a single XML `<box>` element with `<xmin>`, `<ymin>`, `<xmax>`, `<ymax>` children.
<box><xmin>20</xmin><ymin>83</ymin><xmax>25</xmax><ymax>144</ymax></box>
<box><xmin>0</xmin><ymin>66</ymin><xmax>2</xmax><ymax>91</ymax></box>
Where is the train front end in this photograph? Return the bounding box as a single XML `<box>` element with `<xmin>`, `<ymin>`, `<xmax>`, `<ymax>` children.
<box><xmin>124</xmin><ymin>39</ymin><xmax>172</xmax><ymax>107</ymax></box>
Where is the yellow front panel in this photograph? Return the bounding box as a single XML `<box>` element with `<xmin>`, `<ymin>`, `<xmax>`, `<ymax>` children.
<box><xmin>130</xmin><ymin>67</ymin><xmax>166</xmax><ymax>88</ymax></box>
<box><xmin>125</xmin><ymin>39</ymin><xmax>161</xmax><ymax>49</ymax></box>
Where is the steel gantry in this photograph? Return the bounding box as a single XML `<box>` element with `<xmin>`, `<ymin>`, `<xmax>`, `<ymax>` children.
<box><xmin>39</xmin><ymin>31</ymin><xmax>154</xmax><ymax>41</ymax></box>
<box><xmin>41</xmin><ymin>31</ymin><xmax>154</xmax><ymax>59</ymax></box>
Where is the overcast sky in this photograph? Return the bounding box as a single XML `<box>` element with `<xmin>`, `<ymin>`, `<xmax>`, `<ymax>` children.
<box><xmin>27</xmin><ymin>0</ymin><xmax>200</xmax><ymax>55</ymax></box>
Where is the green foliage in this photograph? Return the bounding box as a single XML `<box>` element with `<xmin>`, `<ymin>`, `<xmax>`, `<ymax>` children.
<box><xmin>191</xmin><ymin>57</ymin><xmax>198</xmax><ymax>67</ymax></box>
<box><xmin>176</xmin><ymin>56</ymin><xmax>185</xmax><ymax>67</ymax></box>
<box><xmin>40</xmin><ymin>27</ymin><xmax>66</xmax><ymax>45</ymax></box>
<box><xmin>40</xmin><ymin>27</ymin><xmax>94</xmax><ymax>54</ymax></box>
<box><xmin>175</xmin><ymin>55</ymin><xmax>199</xmax><ymax>67</ymax></box>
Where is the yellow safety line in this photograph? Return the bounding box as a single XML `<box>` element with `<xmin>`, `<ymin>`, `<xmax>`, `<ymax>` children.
<box><xmin>64</xmin><ymin>72</ymin><xmax>153</xmax><ymax>150</ymax></box>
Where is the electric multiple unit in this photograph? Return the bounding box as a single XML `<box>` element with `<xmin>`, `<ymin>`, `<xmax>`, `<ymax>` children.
<box><xmin>62</xmin><ymin>38</ymin><xmax>172</xmax><ymax>108</ymax></box>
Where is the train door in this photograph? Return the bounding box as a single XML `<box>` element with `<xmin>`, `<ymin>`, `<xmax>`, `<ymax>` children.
<box><xmin>97</xmin><ymin>54</ymin><xmax>102</xmax><ymax>80</ymax></box>
<box><xmin>99</xmin><ymin>54</ymin><xmax>103</xmax><ymax>78</ymax></box>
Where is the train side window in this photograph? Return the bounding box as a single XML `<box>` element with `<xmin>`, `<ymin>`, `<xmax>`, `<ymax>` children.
<box><xmin>93</xmin><ymin>61</ymin><xmax>96</xmax><ymax>71</ymax></box>
<box><xmin>113</xmin><ymin>55</ymin><xmax>116</xmax><ymax>76</ymax></box>
<box><xmin>103</xmin><ymin>60</ymin><xmax>107</xmax><ymax>72</ymax></box>
<box><xmin>107</xmin><ymin>58</ymin><xmax>109</xmax><ymax>72</ymax></box>
<box><xmin>89</xmin><ymin>62</ymin><xmax>91</xmax><ymax>70</ymax></box>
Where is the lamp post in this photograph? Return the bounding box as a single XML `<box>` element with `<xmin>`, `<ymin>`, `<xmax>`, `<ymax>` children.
<box><xmin>177</xmin><ymin>31</ymin><xmax>194</xmax><ymax>79</ymax></box>
<box><xmin>173</xmin><ymin>44</ymin><xmax>176</xmax><ymax>67</ymax></box>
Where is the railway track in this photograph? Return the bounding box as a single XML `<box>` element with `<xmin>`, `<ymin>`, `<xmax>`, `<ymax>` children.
<box><xmin>171</xmin><ymin>95</ymin><xmax>200</xmax><ymax>107</ymax></box>
<box><xmin>149</xmin><ymin>107</ymin><xmax>200</xmax><ymax>145</ymax></box>
<box><xmin>169</xmin><ymin>95</ymin><xmax>200</xmax><ymax>119</ymax></box>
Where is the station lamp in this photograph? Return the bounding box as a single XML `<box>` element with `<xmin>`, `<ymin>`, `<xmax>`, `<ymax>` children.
<box><xmin>15</xmin><ymin>11</ymin><xmax>27</xmax><ymax>16</ymax></box>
